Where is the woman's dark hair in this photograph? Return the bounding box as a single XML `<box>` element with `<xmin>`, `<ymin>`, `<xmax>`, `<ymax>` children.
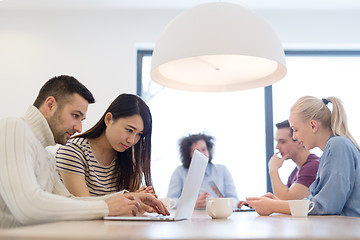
<box><xmin>179</xmin><ymin>133</ymin><xmax>214</xmax><ymax>169</ymax></box>
<box><xmin>76</xmin><ymin>93</ymin><xmax>152</xmax><ymax>192</ymax></box>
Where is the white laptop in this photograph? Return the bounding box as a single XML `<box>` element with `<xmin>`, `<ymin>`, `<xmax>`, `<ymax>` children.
<box><xmin>104</xmin><ymin>149</ymin><xmax>208</xmax><ymax>221</ymax></box>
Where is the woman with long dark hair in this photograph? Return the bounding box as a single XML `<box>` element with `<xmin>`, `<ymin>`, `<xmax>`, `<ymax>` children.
<box><xmin>56</xmin><ymin>93</ymin><xmax>154</xmax><ymax>196</ymax></box>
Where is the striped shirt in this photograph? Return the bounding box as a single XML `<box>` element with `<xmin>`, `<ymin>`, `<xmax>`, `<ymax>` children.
<box><xmin>56</xmin><ymin>137</ymin><xmax>120</xmax><ymax>196</ymax></box>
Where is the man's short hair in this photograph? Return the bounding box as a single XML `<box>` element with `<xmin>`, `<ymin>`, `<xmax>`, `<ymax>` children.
<box><xmin>275</xmin><ymin>120</ymin><xmax>294</xmax><ymax>139</ymax></box>
<box><xmin>33</xmin><ymin>75</ymin><xmax>95</xmax><ymax>108</ymax></box>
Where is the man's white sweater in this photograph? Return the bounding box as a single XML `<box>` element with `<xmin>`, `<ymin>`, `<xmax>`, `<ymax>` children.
<box><xmin>0</xmin><ymin>106</ymin><xmax>119</xmax><ymax>228</ymax></box>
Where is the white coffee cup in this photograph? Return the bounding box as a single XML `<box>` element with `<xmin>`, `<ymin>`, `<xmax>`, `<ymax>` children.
<box><xmin>206</xmin><ymin>198</ymin><xmax>233</xmax><ymax>219</ymax></box>
<box><xmin>288</xmin><ymin>199</ymin><xmax>315</xmax><ymax>217</ymax></box>
<box><xmin>159</xmin><ymin>198</ymin><xmax>177</xmax><ymax>210</ymax></box>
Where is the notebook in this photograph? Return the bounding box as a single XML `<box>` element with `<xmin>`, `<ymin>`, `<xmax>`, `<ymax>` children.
<box><xmin>104</xmin><ymin>149</ymin><xmax>208</xmax><ymax>221</ymax></box>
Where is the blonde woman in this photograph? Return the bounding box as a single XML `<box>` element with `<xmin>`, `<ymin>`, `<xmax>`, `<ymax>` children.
<box><xmin>246</xmin><ymin>96</ymin><xmax>360</xmax><ymax>217</ymax></box>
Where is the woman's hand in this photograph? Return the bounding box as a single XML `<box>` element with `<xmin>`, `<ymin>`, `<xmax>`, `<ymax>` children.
<box><xmin>237</xmin><ymin>200</ymin><xmax>247</xmax><ymax>208</ymax></box>
<box><xmin>136</xmin><ymin>186</ymin><xmax>157</xmax><ymax>197</ymax></box>
<box><xmin>261</xmin><ymin>192</ymin><xmax>278</xmax><ymax>200</ymax></box>
<box><xmin>195</xmin><ymin>192</ymin><xmax>211</xmax><ymax>209</ymax></box>
<box><xmin>126</xmin><ymin>192</ymin><xmax>170</xmax><ymax>216</ymax></box>
<box><xmin>246</xmin><ymin>197</ymin><xmax>275</xmax><ymax>216</ymax></box>
<box><xmin>106</xmin><ymin>192</ymin><xmax>170</xmax><ymax>217</ymax></box>
<box><xmin>239</xmin><ymin>192</ymin><xmax>278</xmax><ymax>209</ymax></box>
<box><xmin>246</xmin><ymin>197</ymin><xmax>290</xmax><ymax>216</ymax></box>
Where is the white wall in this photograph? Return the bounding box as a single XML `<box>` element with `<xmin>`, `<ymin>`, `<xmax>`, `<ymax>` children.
<box><xmin>1</xmin><ymin>6</ymin><xmax>360</xmax><ymax>197</ymax></box>
<box><xmin>1</xmin><ymin>7</ymin><xmax>360</xmax><ymax>131</ymax></box>
<box><xmin>0</xmin><ymin>8</ymin><xmax>179</xmax><ymax>129</ymax></box>
<box><xmin>264</xmin><ymin>9</ymin><xmax>360</xmax><ymax>49</ymax></box>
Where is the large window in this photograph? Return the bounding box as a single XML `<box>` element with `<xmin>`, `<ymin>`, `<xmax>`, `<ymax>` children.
<box><xmin>138</xmin><ymin>50</ymin><xmax>360</xmax><ymax>199</ymax></box>
<box><xmin>272</xmin><ymin>51</ymin><xmax>360</xmax><ymax>180</ymax></box>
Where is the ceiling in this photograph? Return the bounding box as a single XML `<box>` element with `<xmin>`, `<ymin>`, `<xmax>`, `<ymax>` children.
<box><xmin>1</xmin><ymin>0</ymin><xmax>360</xmax><ymax>10</ymax></box>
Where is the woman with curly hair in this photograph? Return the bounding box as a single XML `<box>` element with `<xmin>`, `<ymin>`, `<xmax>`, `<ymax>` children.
<box><xmin>167</xmin><ymin>133</ymin><xmax>239</xmax><ymax>209</ymax></box>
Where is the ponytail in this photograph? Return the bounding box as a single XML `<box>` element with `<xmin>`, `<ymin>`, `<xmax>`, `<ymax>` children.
<box><xmin>325</xmin><ymin>97</ymin><xmax>360</xmax><ymax>150</ymax></box>
<box><xmin>291</xmin><ymin>96</ymin><xmax>359</xmax><ymax>151</ymax></box>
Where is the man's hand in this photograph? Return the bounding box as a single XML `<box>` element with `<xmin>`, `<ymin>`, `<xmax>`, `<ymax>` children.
<box><xmin>268</xmin><ymin>153</ymin><xmax>288</xmax><ymax>172</ymax></box>
<box><xmin>105</xmin><ymin>193</ymin><xmax>142</xmax><ymax>216</ymax></box>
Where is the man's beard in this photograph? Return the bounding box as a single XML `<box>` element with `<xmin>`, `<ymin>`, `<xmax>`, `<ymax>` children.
<box><xmin>48</xmin><ymin>109</ymin><xmax>72</xmax><ymax>145</ymax></box>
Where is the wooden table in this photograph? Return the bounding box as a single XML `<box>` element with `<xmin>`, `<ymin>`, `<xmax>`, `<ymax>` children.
<box><xmin>1</xmin><ymin>210</ymin><xmax>359</xmax><ymax>240</ymax></box>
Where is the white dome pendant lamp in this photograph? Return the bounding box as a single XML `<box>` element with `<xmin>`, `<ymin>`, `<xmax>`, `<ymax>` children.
<box><xmin>150</xmin><ymin>2</ymin><xmax>287</xmax><ymax>92</ymax></box>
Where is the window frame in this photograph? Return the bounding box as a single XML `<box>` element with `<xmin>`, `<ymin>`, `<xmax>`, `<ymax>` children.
<box><xmin>137</xmin><ymin>49</ymin><xmax>360</xmax><ymax>193</ymax></box>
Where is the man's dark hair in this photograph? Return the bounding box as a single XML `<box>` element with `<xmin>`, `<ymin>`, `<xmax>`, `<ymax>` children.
<box><xmin>275</xmin><ymin>120</ymin><xmax>294</xmax><ymax>139</ymax></box>
<box><xmin>33</xmin><ymin>75</ymin><xmax>95</xmax><ymax>108</ymax></box>
<box><xmin>179</xmin><ymin>133</ymin><xmax>214</xmax><ymax>169</ymax></box>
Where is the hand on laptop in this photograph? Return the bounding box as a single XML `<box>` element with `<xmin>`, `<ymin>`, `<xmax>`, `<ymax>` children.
<box><xmin>245</xmin><ymin>197</ymin><xmax>276</xmax><ymax>216</ymax></box>
<box><xmin>105</xmin><ymin>192</ymin><xmax>170</xmax><ymax>216</ymax></box>
<box><xmin>136</xmin><ymin>185</ymin><xmax>157</xmax><ymax>198</ymax></box>
<box><xmin>127</xmin><ymin>192</ymin><xmax>170</xmax><ymax>216</ymax></box>
<box><xmin>237</xmin><ymin>200</ymin><xmax>247</xmax><ymax>208</ymax></box>
<box><xmin>261</xmin><ymin>192</ymin><xmax>278</xmax><ymax>200</ymax></box>
<box><xmin>106</xmin><ymin>193</ymin><xmax>143</xmax><ymax>216</ymax></box>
